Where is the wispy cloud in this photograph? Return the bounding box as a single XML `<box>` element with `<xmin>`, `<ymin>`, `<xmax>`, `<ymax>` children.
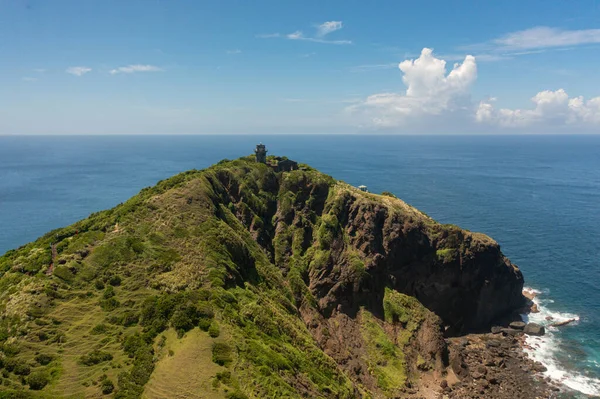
<box><xmin>226</xmin><ymin>49</ymin><xmax>242</xmax><ymax>54</ymax></box>
<box><xmin>22</xmin><ymin>77</ymin><xmax>38</xmax><ymax>82</ymax></box>
<box><xmin>32</xmin><ymin>68</ymin><xmax>46</xmax><ymax>73</ymax></box>
<box><xmin>316</xmin><ymin>21</ymin><xmax>342</xmax><ymax>37</ymax></box>
<box><xmin>109</xmin><ymin>64</ymin><xmax>162</xmax><ymax>75</ymax></box>
<box><xmin>66</xmin><ymin>66</ymin><xmax>92</xmax><ymax>76</ymax></box>
<box><xmin>455</xmin><ymin>26</ymin><xmax>600</xmax><ymax>61</ymax></box>
<box><xmin>494</xmin><ymin>27</ymin><xmax>600</xmax><ymax>50</ymax></box>
<box><xmin>257</xmin><ymin>20</ymin><xmax>351</xmax><ymax>45</ymax></box>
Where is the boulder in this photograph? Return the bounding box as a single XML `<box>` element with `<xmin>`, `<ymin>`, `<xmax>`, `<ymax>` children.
<box><xmin>509</xmin><ymin>321</ymin><xmax>526</xmax><ymax>330</ymax></box>
<box><xmin>491</xmin><ymin>326</ymin><xmax>503</xmax><ymax>334</ymax></box>
<box><xmin>500</xmin><ymin>328</ymin><xmax>522</xmax><ymax>336</ymax></box>
<box><xmin>524</xmin><ymin>323</ymin><xmax>545</xmax><ymax>336</ymax></box>
<box><xmin>550</xmin><ymin>318</ymin><xmax>577</xmax><ymax>328</ymax></box>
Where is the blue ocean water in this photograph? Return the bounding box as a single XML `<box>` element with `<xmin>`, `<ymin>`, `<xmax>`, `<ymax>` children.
<box><xmin>1</xmin><ymin>135</ymin><xmax>599</xmax><ymax>396</ymax></box>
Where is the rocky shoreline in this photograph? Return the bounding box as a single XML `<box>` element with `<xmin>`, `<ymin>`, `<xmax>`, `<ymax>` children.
<box><xmin>419</xmin><ymin>289</ymin><xmax>581</xmax><ymax>399</ymax></box>
<box><xmin>441</xmin><ymin>331</ymin><xmax>561</xmax><ymax>399</ymax></box>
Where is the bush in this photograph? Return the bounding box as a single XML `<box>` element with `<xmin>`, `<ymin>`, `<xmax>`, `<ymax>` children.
<box><xmin>95</xmin><ymin>280</ymin><xmax>105</xmax><ymax>290</ymax></box>
<box><xmin>53</xmin><ymin>265</ymin><xmax>74</xmax><ymax>282</ymax></box>
<box><xmin>198</xmin><ymin>318</ymin><xmax>212</xmax><ymax>331</ymax></box>
<box><xmin>27</xmin><ymin>371</ymin><xmax>49</xmax><ymax>390</ymax></box>
<box><xmin>34</xmin><ymin>353</ymin><xmax>54</xmax><ymax>366</ymax></box>
<box><xmin>91</xmin><ymin>324</ymin><xmax>108</xmax><ymax>335</ymax></box>
<box><xmin>100</xmin><ymin>298</ymin><xmax>120</xmax><ymax>311</ymax></box>
<box><xmin>108</xmin><ymin>275</ymin><xmax>122</xmax><ymax>287</ymax></box>
<box><xmin>121</xmin><ymin>311</ymin><xmax>139</xmax><ymax>327</ymax></box>
<box><xmin>212</xmin><ymin>342</ymin><xmax>232</xmax><ymax>366</ymax></box>
<box><xmin>100</xmin><ymin>377</ymin><xmax>114</xmax><ymax>394</ymax></box>
<box><xmin>208</xmin><ymin>322</ymin><xmax>220</xmax><ymax>338</ymax></box>
<box><xmin>123</xmin><ymin>334</ymin><xmax>145</xmax><ymax>358</ymax></box>
<box><xmin>3</xmin><ymin>359</ymin><xmax>16</xmax><ymax>372</ymax></box>
<box><xmin>80</xmin><ymin>350</ymin><xmax>113</xmax><ymax>366</ymax></box>
<box><xmin>13</xmin><ymin>363</ymin><xmax>31</xmax><ymax>376</ymax></box>
<box><xmin>103</xmin><ymin>286</ymin><xmax>115</xmax><ymax>299</ymax></box>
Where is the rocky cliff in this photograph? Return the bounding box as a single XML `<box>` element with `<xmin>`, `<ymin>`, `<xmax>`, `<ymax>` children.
<box><xmin>0</xmin><ymin>156</ymin><xmax>525</xmax><ymax>398</ymax></box>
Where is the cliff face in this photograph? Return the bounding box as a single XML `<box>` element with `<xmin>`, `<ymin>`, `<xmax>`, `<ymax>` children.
<box><xmin>0</xmin><ymin>157</ymin><xmax>525</xmax><ymax>399</ymax></box>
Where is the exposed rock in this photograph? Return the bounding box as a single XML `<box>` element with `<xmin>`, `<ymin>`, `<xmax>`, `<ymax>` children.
<box><xmin>500</xmin><ymin>328</ymin><xmax>522</xmax><ymax>336</ymax></box>
<box><xmin>509</xmin><ymin>321</ymin><xmax>526</xmax><ymax>330</ymax></box>
<box><xmin>491</xmin><ymin>326</ymin><xmax>503</xmax><ymax>334</ymax></box>
<box><xmin>551</xmin><ymin>318</ymin><xmax>577</xmax><ymax>328</ymax></box>
<box><xmin>524</xmin><ymin>323</ymin><xmax>545</xmax><ymax>336</ymax></box>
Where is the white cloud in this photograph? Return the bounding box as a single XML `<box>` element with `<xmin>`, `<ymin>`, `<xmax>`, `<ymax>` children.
<box><xmin>257</xmin><ymin>21</ymin><xmax>351</xmax><ymax>45</ymax></box>
<box><xmin>287</xmin><ymin>31</ymin><xmax>304</xmax><ymax>40</ymax></box>
<box><xmin>455</xmin><ymin>27</ymin><xmax>600</xmax><ymax>61</ymax></box>
<box><xmin>316</xmin><ymin>21</ymin><xmax>342</xmax><ymax>37</ymax></box>
<box><xmin>476</xmin><ymin>90</ymin><xmax>600</xmax><ymax>127</ymax></box>
<box><xmin>109</xmin><ymin>64</ymin><xmax>162</xmax><ymax>75</ymax></box>
<box><xmin>494</xmin><ymin>27</ymin><xmax>600</xmax><ymax>50</ymax></box>
<box><xmin>349</xmin><ymin>48</ymin><xmax>477</xmax><ymax>127</ymax></box>
<box><xmin>226</xmin><ymin>49</ymin><xmax>242</xmax><ymax>54</ymax></box>
<box><xmin>66</xmin><ymin>66</ymin><xmax>92</xmax><ymax>76</ymax></box>
<box><xmin>349</xmin><ymin>48</ymin><xmax>600</xmax><ymax>132</ymax></box>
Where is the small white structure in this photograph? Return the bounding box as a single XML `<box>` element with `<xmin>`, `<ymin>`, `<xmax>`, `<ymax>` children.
<box><xmin>358</xmin><ymin>185</ymin><xmax>368</xmax><ymax>192</ymax></box>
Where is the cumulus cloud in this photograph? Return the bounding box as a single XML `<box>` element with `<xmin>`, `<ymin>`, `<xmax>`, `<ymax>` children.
<box><xmin>349</xmin><ymin>48</ymin><xmax>600</xmax><ymax>132</ymax></box>
<box><xmin>349</xmin><ymin>48</ymin><xmax>477</xmax><ymax>127</ymax></box>
<box><xmin>66</xmin><ymin>66</ymin><xmax>92</xmax><ymax>76</ymax></box>
<box><xmin>476</xmin><ymin>90</ymin><xmax>600</xmax><ymax>127</ymax></box>
<box><xmin>316</xmin><ymin>21</ymin><xmax>343</xmax><ymax>37</ymax></box>
<box><xmin>109</xmin><ymin>64</ymin><xmax>162</xmax><ymax>75</ymax></box>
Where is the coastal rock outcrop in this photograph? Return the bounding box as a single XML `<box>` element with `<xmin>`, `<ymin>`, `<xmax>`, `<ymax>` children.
<box><xmin>524</xmin><ymin>322</ymin><xmax>546</xmax><ymax>336</ymax></box>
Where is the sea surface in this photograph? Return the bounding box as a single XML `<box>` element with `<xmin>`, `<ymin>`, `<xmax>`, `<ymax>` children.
<box><xmin>1</xmin><ymin>134</ymin><xmax>599</xmax><ymax>397</ymax></box>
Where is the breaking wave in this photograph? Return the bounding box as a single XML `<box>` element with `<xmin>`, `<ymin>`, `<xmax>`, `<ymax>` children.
<box><xmin>521</xmin><ymin>287</ymin><xmax>600</xmax><ymax>397</ymax></box>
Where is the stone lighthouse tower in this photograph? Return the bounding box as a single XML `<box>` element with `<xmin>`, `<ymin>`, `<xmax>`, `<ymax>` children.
<box><xmin>255</xmin><ymin>143</ymin><xmax>267</xmax><ymax>163</ymax></box>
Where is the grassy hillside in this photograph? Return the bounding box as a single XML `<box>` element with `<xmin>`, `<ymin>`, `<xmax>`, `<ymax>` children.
<box><xmin>0</xmin><ymin>156</ymin><xmax>523</xmax><ymax>398</ymax></box>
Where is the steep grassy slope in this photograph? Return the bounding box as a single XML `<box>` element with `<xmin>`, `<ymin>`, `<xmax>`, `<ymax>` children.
<box><xmin>0</xmin><ymin>156</ymin><xmax>524</xmax><ymax>398</ymax></box>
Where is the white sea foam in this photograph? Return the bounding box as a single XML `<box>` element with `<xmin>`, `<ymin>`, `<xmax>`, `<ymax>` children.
<box><xmin>521</xmin><ymin>287</ymin><xmax>600</xmax><ymax>397</ymax></box>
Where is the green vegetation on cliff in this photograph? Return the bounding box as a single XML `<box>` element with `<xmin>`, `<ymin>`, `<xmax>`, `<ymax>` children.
<box><xmin>0</xmin><ymin>156</ymin><xmax>524</xmax><ymax>398</ymax></box>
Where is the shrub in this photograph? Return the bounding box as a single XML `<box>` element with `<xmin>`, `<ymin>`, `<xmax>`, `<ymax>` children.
<box><xmin>121</xmin><ymin>311</ymin><xmax>139</xmax><ymax>327</ymax></box>
<box><xmin>27</xmin><ymin>371</ymin><xmax>49</xmax><ymax>390</ymax></box>
<box><xmin>34</xmin><ymin>353</ymin><xmax>54</xmax><ymax>366</ymax></box>
<box><xmin>13</xmin><ymin>363</ymin><xmax>31</xmax><ymax>376</ymax></box>
<box><xmin>3</xmin><ymin>359</ymin><xmax>16</xmax><ymax>372</ymax></box>
<box><xmin>208</xmin><ymin>322</ymin><xmax>220</xmax><ymax>338</ymax></box>
<box><xmin>212</xmin><ymin>342</ymin><xmax>232</xmax><ymax>366</ymax></box>
<box><xmin>100</xmin><ymin>377</ymin><xmax>114</xmax><ymax>394</ymax></box>
<box><xmin>123</xmin><ymin>334</ymin><xmax>145</xmax><ymax>358</ymax></box>
<box><xmin>91</xmin><ymin>324</ymin><xmax>108</xmax><ymax>335</ymax></box>
<box><xmin>53</xmin><ymin>265</ymin><xmax>74</xmax><ymax>282</ymax></box>
<box><xmin>108</xmin><ymin>275</ymin><xmax>122</xmax><ymax>287</ymax></box>
<box><xmin>198</xmin><ymin>318</ymin><xmax>212</xmax><ymax>331</ymax></box>
<box><xmin>103</xmin><ymin>286</ymin><xmax>115</xmax><ymax>299</ymax></box>
<box><xmin>80</xmin><ymin>350</ymin><xmax>113</xmax><ymax>366</ymax></box>
<box><xmin>100</xmin><ymin>298</ymin><xmax>120</xmax><ymax>311</ymax></box>
<box><xmin>95</xmin><ymin>280</ymin><xmax>105</xmax><ymax>290</ymax></box>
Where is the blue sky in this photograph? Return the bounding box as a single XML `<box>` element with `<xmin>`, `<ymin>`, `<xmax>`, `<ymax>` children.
<box><xmin>2</xmin><ymin>0</ymin><xmax>600</xmax><ymax>134</ymax></box>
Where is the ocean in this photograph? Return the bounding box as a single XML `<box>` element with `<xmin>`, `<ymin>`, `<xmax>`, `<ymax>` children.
<box><xmin>1</xmin><ymin>134</ymin><xmax>599</xmax><ymax>397</ymax></box>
